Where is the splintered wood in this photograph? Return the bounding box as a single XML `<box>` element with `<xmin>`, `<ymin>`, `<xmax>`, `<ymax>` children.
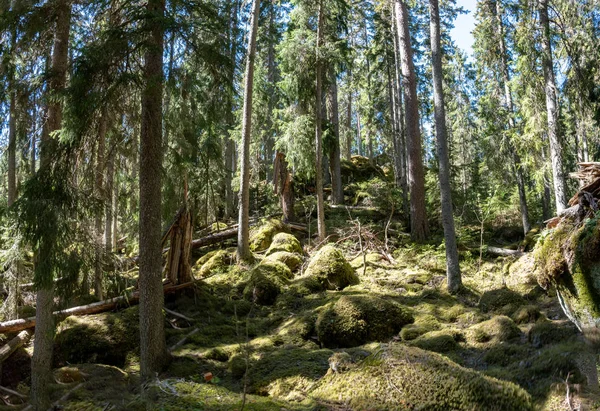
<box><xmin>547</xmin><ymin>162</ymin><xmax>600</xmax><ymax>228</ymax></box>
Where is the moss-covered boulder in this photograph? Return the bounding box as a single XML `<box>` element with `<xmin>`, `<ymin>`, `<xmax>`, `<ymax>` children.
<box><xmin>400</xmin><ymin>314</ymin><xmax>440</xmax><ymax>341</ymax></box>
<box><xmin>315</xmin><ymin>295</ymin><xmax>413</xmax><ymax>348</ymax></box>
<box><xmin>528</xmin><ymin>319</ymin><xmax>578</xmax><ymax>348</ymax></box>
<box><xmin>478</xmin><ymin>287</ymin><xmax>525</xmax><ymax>313</ymax></box>
<box><xmin>265</xmin><ymin>233</ymin><xmax>303</xmax><ymax>256</ymax></box>
<box><xmin>511</xmin><ymin>305</ymin><xmax>541</xmax><ymax>324</ymax></box>
<box><xmin>195</xmin><ymin>249</ymin><xmax>233</xmax><ymax>278</ymax></box>
<box><xmin>304</xmin><ymin>245</ymin><xmax>359</xmax><ymax>291</ymax></box>
<box><xmin>250</xmin><ymin>219</ymin><xmax>288</xmax><ymax>252</ymax></box>
<box><xmin>54</xmin><ymin>306</ymin><xmax>140</xmax><ymax>368</ymax></box>
<box><xmin>263</xmin><ymin>251</ymin><xmax>303</xmax><ymax>272</ymax></box>
<box><xmin>409</xmin><ymin>330</ymin><xmax>462</xmax><ymax>354</ymax></box>
<box><xmin>534</xmin><ymin>219</ymin><xmax>600</xmax><ymax>333</ymax></box>
<box><xmin>243</xmin><ymin>261</ymin><xmax>291</xmax><ymax>305</ymax></box>
<box><xmin>311</xmin><ymin>344</ymin><xmax>533</xmax><ymax>410</ymax></box>
<box><xmin>466</xmin><ymin>315</ymin><xmax>521</xmax><ymax>345</ymax></box>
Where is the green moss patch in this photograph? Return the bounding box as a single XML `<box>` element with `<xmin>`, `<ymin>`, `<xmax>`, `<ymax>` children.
<box><xmin>409</xmin><ymin>329</ymin><xmax>462</xmax><ymax>354</ymax></box>
<box><xmin>250</xmin><ymin>219</ymin><xmax>288</xmax><ymax>252</ymax></box>
<box><xmin>304</xmin><ymin>244</ymin><xmax>359</xmax><ymax>291</ymax></box>
<box><xmin>266</xmin><ymin>233</ymin><xmax>303</xmax><ymax>255</ymax></box>
<box><xmin>263</xmin><ymin>251</ymin><xmax>303</xmax><ymax>272</ymax></box>
<box><xmin>478</xmin><ymin>287</ymin><xmax>525</xmax><ymax>313</ymax></box>
<box><xmin>466</xmin><ymin>315</ymin><xmax>521</xmax><ymax>345</ymax></box>
<box><xmin>528</xmin><ymin>319</ymin><xmax>578</xmax><ymax>348</ymax></box>
<box><xmin>400</xmin><ymin>314</ymin><xmax>440</xmax><ymax>341</ymax></box>
<box><xmin>195</xmin><ymin>249</ymin><xmax>233</xmax><ymax>278</ymax></box>
<box><xmin>311</xmin><ymin>343</ymin><xmax>533</xmax><ymax>410</ymax></box>
<box><xmin>511</xmin><ymin>305</ymin><xmax>541</xmax><ymax>324</ymax></box>
<box><xmin>315</xmin><ymin>295</ymin><xmax>413</xmax><ymax>348</ymax></box>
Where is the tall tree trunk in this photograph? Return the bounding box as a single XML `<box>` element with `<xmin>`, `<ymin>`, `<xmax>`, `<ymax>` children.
<box><xmin>345</xmin><ymin>90</ymin><xmax>352</xmax><ymax>160</ymax></box>
<box><xmin>494</xmin><ymin>1</ymin><xmax>530</xmax><ymax>235</ymax></box>
<box><xmin>273</xmin><ymin>152</ymin><xmax>295</xmax><ymax>222</ymax></box>
<box><xmin>539</xmin><ymin>0</ymin><xmax>567</xmax><ymax>212</ymax></box>
<box><xmin>327</xmin><ymin>66</ymin><xmax>344</xmax><ymax>205</ymax></box>
<box><xmin>139</xmin><ymin>0</ymin><xmax>168</xmax><ymax>383</ymax></box>
<box><xmin>7</xmin><ymin>5</ymin><xmax>17</xmax><ymax>207</ymax></box>
<box><xmin>314</xmin><ymin>0</ymin><xmax>326</xmax><ymax>241</ymax></box>
<box><xmin>105</xmin><ymin>141</ymin><xmax>115</xmax><ymax>253</ymax></box>
<box><xmin>224</xmin><ymin>0</ymin><xmax>239</xmax><ymax>219</ymax></box>
<box><xmin>430</xmin><ymin>0</ymin><xmax>461</xmax><ymax>293</ymax></box>
<box><xmin>237</xmin><ymin>0</ymin><xmax>260</xmax><ymax>261</ymax></box>
<box><xmin>31</xmin><ymin>1</ymin><xmax>71</xmax><ymax>409</ymax></box>
<box><xmin>93</xmin><ymin>112</ymin><xmax>108</xmax><ymax>300</ymax></box>
<box><xmin>395</xmin><ymin>0</ymin><xmax>429</xmax><ymax>241</ymax></box>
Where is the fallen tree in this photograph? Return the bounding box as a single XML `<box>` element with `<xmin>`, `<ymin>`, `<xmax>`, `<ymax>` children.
<box><xmin>0</xmin><ymin>329</ymin><xmax>33</xmax><ymax>363</ymax></box>
<box><xmin>0</xmin><ymin>281</ymin><xmax>195</xmax><ymax>334</ymax></box>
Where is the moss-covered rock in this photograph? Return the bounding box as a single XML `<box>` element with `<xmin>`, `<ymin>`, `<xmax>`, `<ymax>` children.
<box><xmin>54</xmin><ymin>306</ymin><xmax>140</xmax><ymax>368</ymax></box>
<box><xmin>478</xmin><ymin>287</ymin><xmax>526</xmax><ymax>313</ymax></box>
<box><xmin>400</xmin><ymin>314</ymin><xmax>440</xmax><ymax>341</ymax></box>
<box><xmin>528</xmin><ymin>319</ymin><xmax>578</xmax><ymax>348</ymax></box>
<box><xmin>466</xmin><ymin>315</ymin><xmax>521</xmax><ymax>345</ymax></box>
<box><xmin>311</xmin><ymin>344</ymin><xmax>533</xmax><ymax>410</ymax></box>
<box><xmin>195</xmin><ymin>249</ymin><xmax>232</xmax><ymax>278</ymax></box>
<box><xmin>243</xmin><ymin>271</ymin><xmax>281</xmax><ymax>305</ymax></box>
<box><xmin>265</xmin><ymin>233</ymin><xmax>303</xmax><ymax>256</ymax></box>
<box><xmin>511</xmin><ymin>305</ymin><xmax>541</xmax><ymax>324</ymax></box>
<box><xmin>250</xmin><ymin>219</ymin><xmax>288</xmax><ymax>252</ymax></box>
<box><xmin>263</xmin><ymin>251</ymin><xmax>303</xmax><ymax>272</ymax></box>
<box><xmin>315</xmin><ymin>295</ymin><xmax>413</xmax><ymax>348</ymax></box>
<box><xmin>304</xmin><ymin>245</ymin><xmax>359</xmax><ymax>291</ymax></box>
<box><xmin>255</xmin><ymin>260</ymin><xmax>293</xmax><ymax>281</ymax></box>
<box><xmin>409</xmin><ymin>330</ymin><xmax>462</xmax><ymax>354</ymax></box>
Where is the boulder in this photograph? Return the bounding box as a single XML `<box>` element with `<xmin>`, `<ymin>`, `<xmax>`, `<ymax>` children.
<box><xmin>304</xmin><ymin>245</ymin><xmax>359</xmax><ymax>291</ymax></box>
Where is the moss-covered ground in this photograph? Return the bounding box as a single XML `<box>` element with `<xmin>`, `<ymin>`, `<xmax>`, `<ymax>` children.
<box><xmin>2</xmin><ymin>211</ymin><xmax>600</xmax><ymax>410</ymax></box>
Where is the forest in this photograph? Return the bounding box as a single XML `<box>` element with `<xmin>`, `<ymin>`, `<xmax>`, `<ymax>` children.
<box><xmin>1</xmin><ymin>0</ymin><xmax>600</xmax><ymax>409</ymax></box>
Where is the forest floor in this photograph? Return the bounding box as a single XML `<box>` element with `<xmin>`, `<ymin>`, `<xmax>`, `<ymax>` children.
<box><xmin>3</xmin><ymin>193</ymin><xmax>600</xmax><ymax>410</ymax></box>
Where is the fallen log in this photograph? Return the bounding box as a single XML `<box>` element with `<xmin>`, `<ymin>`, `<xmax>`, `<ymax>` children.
<box><xmin>486</xmin><ymin>246</ymin><xmax>524</xmax><ymax>257</ymax></box>
<box><xmin>0</xmin><ymin>281</ymin><xmax>196</xmax><ymax>334</ymax></box>
<box><xmin>0</xmin><ymin>329</ymin><xmax>33</xmax><ymax>363</ymax></box>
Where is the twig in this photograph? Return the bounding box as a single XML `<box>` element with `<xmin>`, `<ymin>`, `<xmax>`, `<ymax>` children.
<box><xmin>0</xmin><ymin>385</ymin><xmax>27</xmax><ymax>400</ymax></box>
<box><xmin>52</xmin><ymin>383</ymin><xmax>85</xmax><ymax>409</ymax></box>
<box><xmin>169</xmin><ymin>328</ymin><xmax>200</xmax><ymax>351</ymax></box>
<box><xmin>164</xmin><ymin>308</ymin><xmax>194</xmax><ymax>322</ymax></box>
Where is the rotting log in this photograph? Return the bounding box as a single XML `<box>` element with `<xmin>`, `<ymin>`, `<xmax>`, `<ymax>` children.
<box><xmin>486</xmin><ymin>247</ymin><xmax>524</xmax><ymax>257</ymax></box>
<box><xmin>0</xmin><ymin>281</ymin><xmax>196</xmax><ymax>334</ymax></box>
<box><xmin>0</xmin><ymin>329</ymin><xmax>32</xmax><ymax>363</ymax></box>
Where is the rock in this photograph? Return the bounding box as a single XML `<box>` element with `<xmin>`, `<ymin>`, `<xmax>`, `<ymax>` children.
<box><xmin>195</xmin><ymin>249</ymin><xmax>232</xmax><ymax>278</ymax></box>
<box><xmin>409</xmin><ymin>330</ymin><xmax>462</xmax><ymax>354</ymax></box>
<box><xmin>250</xmin><ymin>219</ymin><xmax>288</xmax><ymax>252</ymax></box>
<box><xmin>315</xmin><ymin>295</ymin><xmax>413</xmax><ymax>348</ymax></box>
<box><xmin>304</xmin><ymin>244</ymin><xmax>359</xmax><ymax>291</ymax></box>
<box><xmin>266</xmin><ymin>233</ymin><xmax>303</xmax><ymax>256</ymax></box>
<box><xmin>466</xmin><ymin>316</ymin><xmax>521</xmax><ymax>345</ymax></box>
<box><xmin>311</xmin><ymin>344</ymin><xmax>533</xmax><ymax>410</ymax></box>
<box><xmin>263</xmin><ymin>251</ymin><xmax>303</xmax><ymax>272</ymax></box>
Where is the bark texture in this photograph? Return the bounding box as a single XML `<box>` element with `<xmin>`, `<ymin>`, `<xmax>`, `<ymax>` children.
<box><xmin>430</xmin><ymin>0</ymin><xmax>461</xmax><ymax>293</ymax></box>
<box><xmin>274</xmin><ymin>152</ymin><xmax>295</xmax><ymax>222</ymax></box>
<box><xmin>327</xmin><ymin>66</ymin><xmax>344</xmax><ymax>205</ymax></box>
<box><xmin>237</xmin><ymin>0</ymin><xmax>260</xmax><ymax>261</ymax></box>
<box><xmin>539</xmin><ymin>0</ymin><xmax>567</xmax><ymax>212</ymax></box>
<box><xmin>315</xmin><ymin>0</ymin><xmax>326</xmax><ymax>241</ymax></box>
<box><xmin>139</xmin><ymin>0</ymin><xmax>168</xmax><ymax>383</ymax></box>
<box><xmin>395</xmin><ymin>0</ymin><xmax>429</xmax><ymax>241</ymax></box>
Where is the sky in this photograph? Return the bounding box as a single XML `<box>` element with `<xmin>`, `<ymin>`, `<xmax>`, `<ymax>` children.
<box><xmin>450</xmin><ymin>0</ymin><xmax>478</xmax><ymax>58</ymax></box>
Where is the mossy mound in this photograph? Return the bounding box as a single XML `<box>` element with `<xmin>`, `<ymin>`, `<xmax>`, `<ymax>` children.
<box><xmin>478</xmin><ymin>287</ymin><xmax>525</xmax><ymax>313</ymax></box>
<box><xmin>315</xmin><ymin>295</ymin><xmax>413</xmax><ymax>348</ymax></box>
<box><xmin>255</xmin><ymin>260</ymin><xmax>293</xmax><ymax>281</ymax></box>
<box><xmin>195</xmin><ymin>249</ymin><xmax>233</xmax><ymax>278</ymax></box>
<box><xmin>409</xmin><ymin>329</ymin><xmax>462</xmax><ymax>354</ymax></box>
<box><xmin>250</xmin><ymin>219</ymin><xmax>288</xmax><ymax>252</ymax></box>
<box><xmin>511</xmin><ymin>305</ymin><xmax>541</xmax><ymax>324</ymax></box>
<box><xmin>265</xmin><ymin>233</ymin><xmax>303</xmax><ymax>256</ymax></box>
<box><xmin>311</xmin><ymin>343</ymin><xmax>533</xmax><ymax>410</ymax></box>
<box><xmin>400</xmin><ymin>314</ymin><xmax>440</xmax><ymax>341</ymax></box>
<box><xmin>263</xmin><ymin>251</ymin><xmax>303</xmax><ymax>272</ymax></box>
<box><xmin>54</xmin><ymin>305</ymin><xmax>140</xmax><ymax>368</ymax></box>
<box><xmin>304</xmin><ymin>244</ymin><xmax>359</xmax><ymax>291</ymax></box>
<box><xmin>528</xmin><ymin>319</ymin><xmax>578</xmax><ymax>348</ymax></box>
<box><xmin>243</xmin><ymin>271</ymin><xmax>282</xmax><ymax>305</ymax></box>
<box><xmin>466</xmin><ymin>315</ymin><xmax>521</xmax><ymax>345</ymax></box>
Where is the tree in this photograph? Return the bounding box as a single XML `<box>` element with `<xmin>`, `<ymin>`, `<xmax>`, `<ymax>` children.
<box><xmin>394</xmin><ymin>0</ymin><xmax>428</xmax><ymax>241</ymax></box>
<box><xmin>30</xmin><ymin>1</ymin><xmax>71</xmax><ymax>408</ymax></box>
<box><xmin>315</xmin><ymin>0</ymin><xmax>326</xmax><ymax>242</ymax></box>
<box><xmin>327</xmin><ymin>66</ymin><xmax>344</xmax><ymax>205</ymax></box>
<box><xmin>429</xmin><ymin>0</ymin><xmax>461</xmax><ymax>293</ymax></box>
<box><xmin>7</xmin><ymin>0</ymin><xmax>17</xmax><ymax>208</ymax></box>
<box><xmin>237</xmin><ymin>0</ymin><xmax>260</xmax><ymax>261</ymax></box>
<box><xmin>539</xmin><ymin>0</ymin><xmax>567</xmax><ymax>212</ymax></box>
<box><xmin>139</xmin><ymin>0</ymin><xmax>168</xmax><ymax>383</ymax></box>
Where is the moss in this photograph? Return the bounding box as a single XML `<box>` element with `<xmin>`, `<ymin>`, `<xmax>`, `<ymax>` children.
<box><xmin>482</xmin><ymin>343</ymin><xmax>529</xmax><ymax>367</ymax></box>
<box><xmin>533</xmin><ymin>224</ymin><xmax>572</xmax><ymax>289</ymax></box>
<box><xmin>466</xmin><ymin>316</ymin><xmax>521</xmax><ymax>345</ymax></box>
<box><xmin>304</xmin><ymin>245</ymin><xmax>359</xmax><ymax>291</ymax></box>
<box><xmin>274</xmin><ymin>313</ymin><xmax>317</xmax><ymax>346</ymax></box>
<box><xmin>311</xmin><ymin>343</ymin><xmax>533</xmax><ymax>410</ymax></box>
<box><xmin>228</xmin><ymin>354</ymin><xmax>248</xmax><ymax>379</ymax></box>
<box><xmin>400</xmin><ymin>314</ymin><xmax>440</xmax><ymax>341</ymax></box>
<box><xmin>250</xmin><ymin>219</ymin><xmax>288</xmax><ymax>252</ymax></box>
<box><xmin>195</xmin><ymin>249</ymin><xmax>233</xmax><ymax>278</ymax></box>
<box><xmin>350</xmin><ymin>253</ymin><xmax>384</xmax><ymax>269</ymax></box>
<box><xmin>54</xmin><ymin>305</ymin><xmax>140</xmax><ymax>368</ymax></box>
<box><xmin>439</xmin><ymin>304</ymin><xmax>466</xmax><ymax>323</ymax></box>
<box><xmin>521</xmin><ymin>228</ymin><xmax>540</xmax><ymax>251</ymax></box>
<box><xmin>243</xmin><ymin>271</ymin><xmax>281</xmax><ymax>305</ymax></box>
<box><xmin>315</xmin><ymin>295</ymin><xmax>413</xmax><ymax>348</ymax></box>
<box><xmin>410</xmin><ymin>330</ymin><xmax>462</xmax><ymax>354</ymax></box>
<box><xmin>255</xmin><ymin>260</ymin><xmax>293</xmax><ymax>281</ymax></box>
<box><xmin>266</xmin><ymin>233</ymin><xmax>303</xmax><ymax>255</ymax></box>
<box><xmin>528</xmin><ymin>319</ymin><xmax>578</xmax><ymax>348</ymax></box>
<box><xmin>204</xmin><ymin>347</ymin><xmax>230</xmax><ymax>362</ymax></box>
<box><xmin>511</xmin><ymin>305</ymin><xmax>541</xmax><ymax>324</ymax></box>
<box><xmin>478</xmin><ymin>287</ymin><xmax>525</xmax><ymax>313</ymax></box>
<box><xmin>264</xmin><ymin>251</ymin><xmax>303</xmax><ymax>272</ymax></box>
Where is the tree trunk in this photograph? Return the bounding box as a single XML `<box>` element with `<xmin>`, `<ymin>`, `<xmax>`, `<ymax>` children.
<box><xmin>7</xmin><ymin>6</ymin><xmax>17</xmax><ymax>207</ymax></box>
<box><xmin>105</xmin><ymin>145</ymin><xmax>115</xmax><ymax>253</ymax></box>
<box><xmin>495</xmin><ymin>1</ymin><xmax>530</xmax><ymax>235</ymax></box>
<box><xmin>94</xmin><ymin>112</ymin><xmax>108</xmax><ymax>300</ymax></box>
<box><xmin>327</xmin><ymin>66</ymin><xmax>343</xmax><ymax>205</ymax></box>
<box><xmin>345</xmin><ymin>89</ymin><xmax>352</xmax><ymax>160</ymax></box>
<box><xmin>31</xmin><ymin>1</ymin><xmax>71</xmax><ymax>408</ymax></box>
<box><xmin>315</xmin><ymin>0</ymin><xmax>326</xmax><ymax>242</ymax></box>
<box><xmin>237</xmin><ymin>0</ymin><xmax>260</xmax><ymax>261</ymax></box>
<box><xmin>274</xmin><ymin>152</ymin><xmax>295</xmax><ymax>222</ymax></box>
<box><xmin>430</xmin><ymin>0</ymin><xmax>461</xmax><ymax>293</ymax></box>
<box><xmin>539</xmin><ymin>0</ymin><xmax>567</xmax><ymax>212</ymax></box>
<box><xmin>224</xmin><ymin>0</ymin><xmax>239</xmax><ymax>219</ymax></box>
<box><xmin>139</xmin><ymin>0</ymin><xmax>168</xmax><ymax>383</ymax></box>
<box><xmin>395</xmin><ymin>0</ymin><xmax>429</xmax><ymax>241</ymax></box>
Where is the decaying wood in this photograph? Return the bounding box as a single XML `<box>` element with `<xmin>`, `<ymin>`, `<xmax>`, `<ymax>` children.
<box><xmin>0</xmin><ymin>329</ymin><xmax>33</xmax><ymax>363</ymax></box>
<box><xmin>0</xmin><ymin>282</ymin><xmax>196</xmax><ymax>334</ymax></box>
<box><xmin>486</xmin><ymin>246</ymin><xmax>524</xmax><ymax>257</ymax></box>
<box><xmin>165</xmin><ymin>206</ymin><xmax>193</xmax><ymax>284</ymax></box>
